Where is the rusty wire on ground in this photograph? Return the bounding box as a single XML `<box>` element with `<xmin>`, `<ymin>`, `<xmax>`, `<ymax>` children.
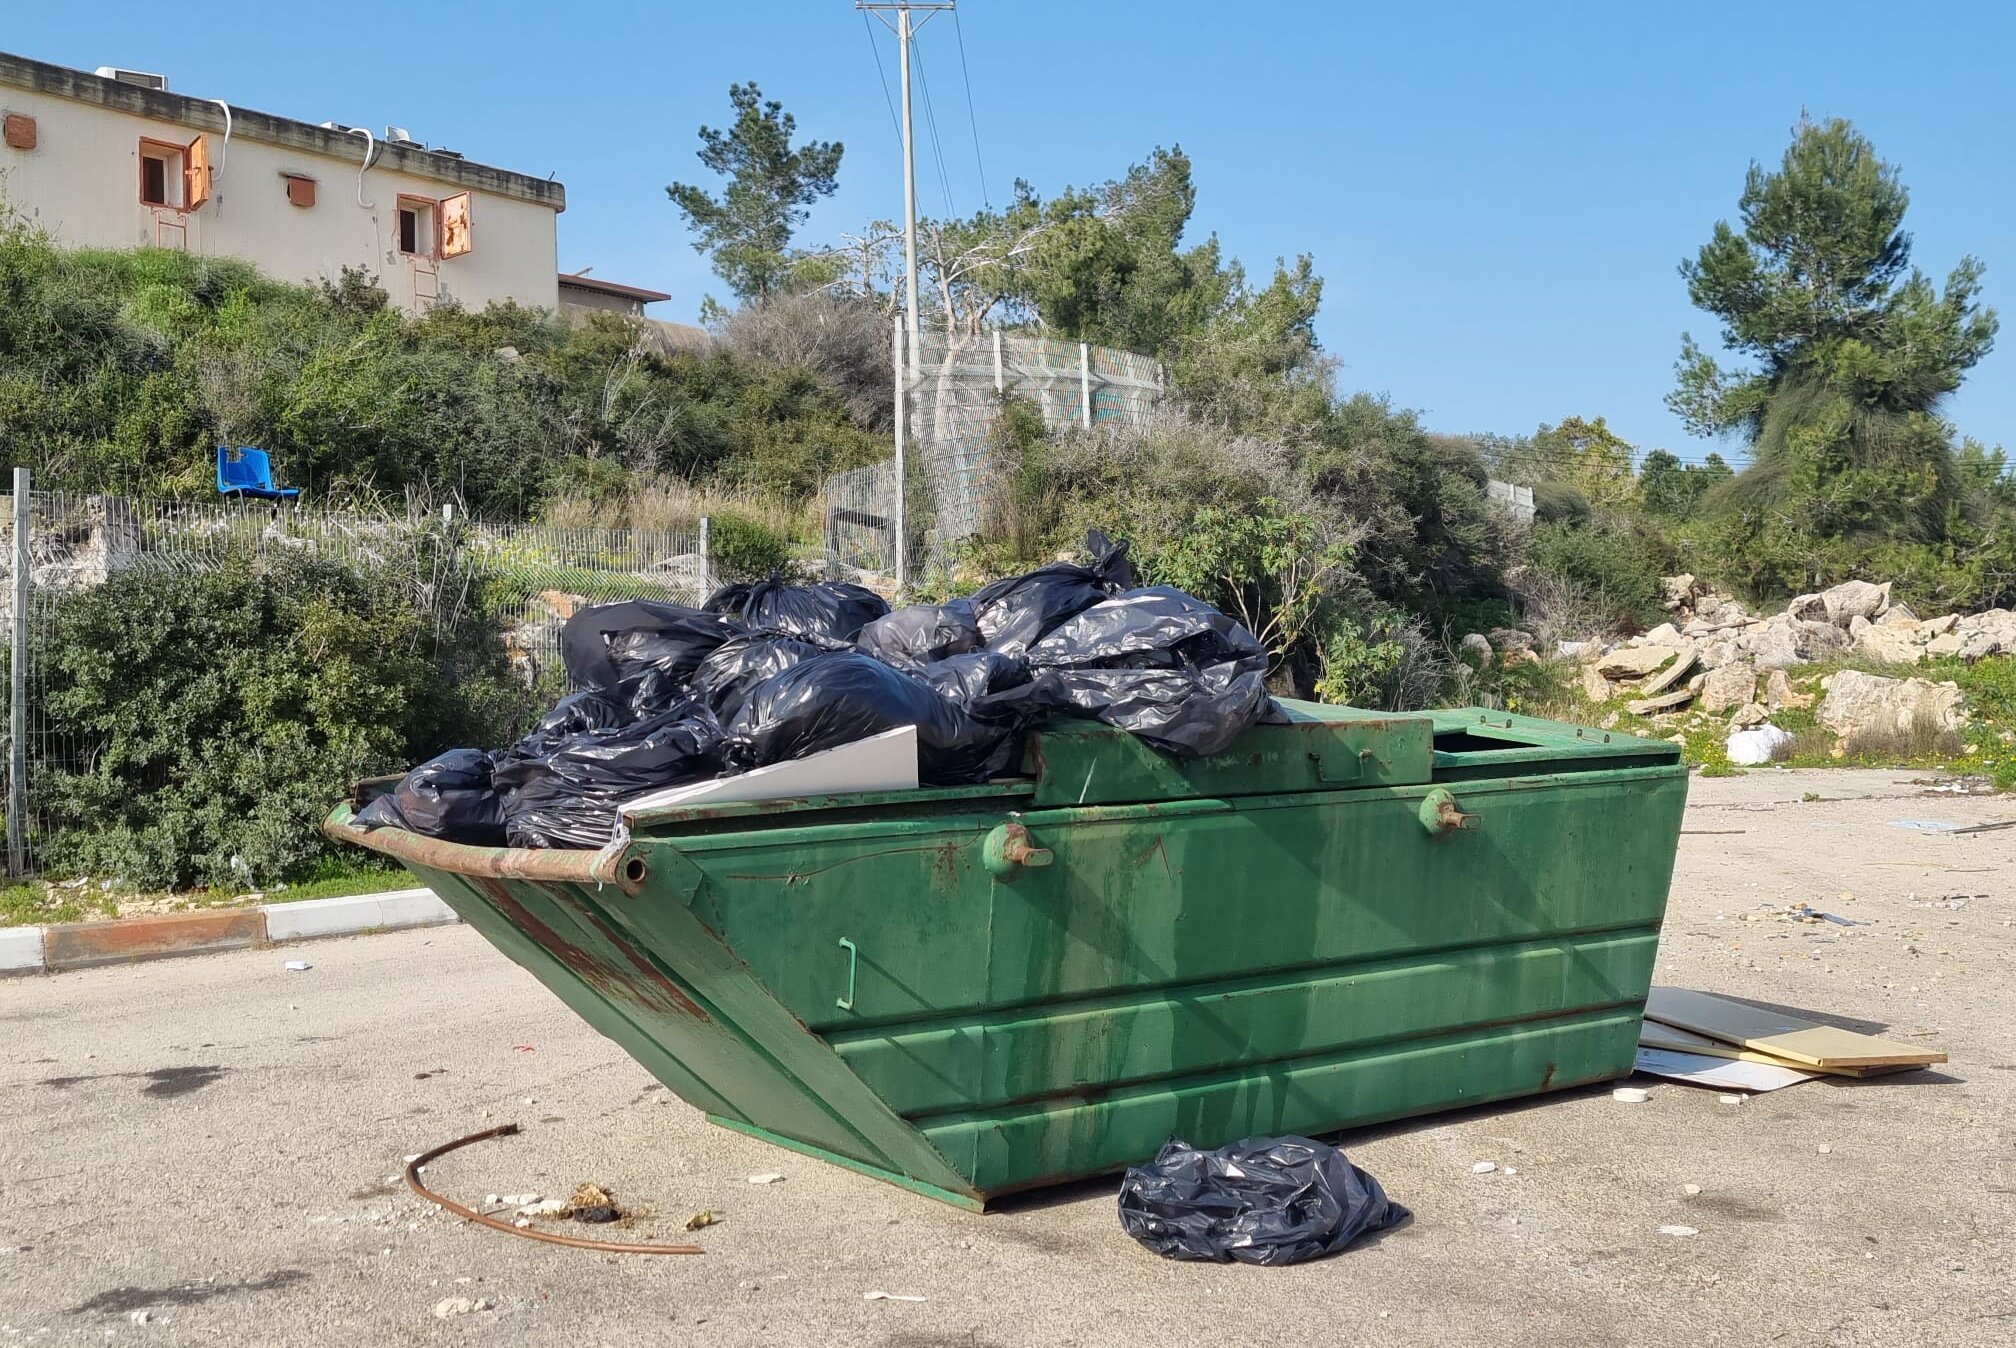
<box><xmin>402</xmin><ymin>1122</ymin><xmax>704</xmax><ymax>1255</ymax></box>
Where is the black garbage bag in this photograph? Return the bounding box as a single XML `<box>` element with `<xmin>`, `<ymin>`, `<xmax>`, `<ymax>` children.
<box><xmin>968</xmin><ymin>529</ymin><xmax>1136</xmax><ymax>656</ymax></box>
<box><xmin>1006</xmin><ymin>587</ymin><xmax>1279</xmax><ymax>756</ymax></box>
<box><xmin>854</xmin><ymin>600</ymin><xmax>983</xmax><ymax>668</ymax></box>
<box><xmin>513</xmin><ymin>689</ymin><xmax>632</xmax><ymax>756</ymax></box>
<box><xmin>689</xmin><ymin>632</ymin><xmax>830</xmax><ymax>722</ymax></box>
<box><xmin>1117</xmin><ymin>1136</ymin><xmax>1409</xmax><ymax>1266</ymax></box>
<box><xmin>728</xmin><ymin>652</ymin><xmax>1021</xmax><ymax>785</ymax></box>
<box><xmin>703</xmin><ymin>575</ymin><xmax>890</xmax><ymax>643</ymax></box>
<box><xmin>912</xmin><ymin>649</ymin><xmax>1030</xmax><ymax>706</ymax></box>
<box><xmin>559</xmin><ymin>601</ymin><xmax>743</xmax><ymax>712</ymax></box>
<box><xmin>494</xmin><ymin>702</ymin><xmax>726</xmax><ymax>848</ymax></box>
<box><xmin>353</xmin><ymin>748</ymin><xmax>506</xmax><ymax>847</ymax></box>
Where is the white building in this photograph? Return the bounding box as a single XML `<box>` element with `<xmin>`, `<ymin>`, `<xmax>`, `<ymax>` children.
<box><xmin>0</xmin><ymin>51</ymin><xmax>565</xmax><ymax>314</ymax></box>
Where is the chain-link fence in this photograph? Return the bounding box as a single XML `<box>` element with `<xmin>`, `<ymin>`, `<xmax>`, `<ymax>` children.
<box><xmin>821</xmin><ymin>326</ymin><xmax>1163</xmax><ymax>582</ymax></box>
<box><xmin>0</xmin><ymin>483</ymin><xmax>710</xmax><ymax>875</ymax></box>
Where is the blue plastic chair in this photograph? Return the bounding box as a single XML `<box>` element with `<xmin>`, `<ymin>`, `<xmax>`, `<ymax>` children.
<box><xmin>216</xmin><ymin>446</ymin><xmax>299</xmax><ymax>500</ymax></box>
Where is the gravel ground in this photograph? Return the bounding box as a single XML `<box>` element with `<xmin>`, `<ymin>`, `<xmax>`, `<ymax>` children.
<box><xmin>2</xmin><ymin>768</ymin><xmax>2011</xmax><ymax>1347</ymax></box>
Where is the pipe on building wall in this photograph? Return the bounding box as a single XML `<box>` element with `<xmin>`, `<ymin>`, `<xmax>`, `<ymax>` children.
<box><xmin>347</xmin><ymin>126</ymin><xmax>378</xmax><ymax>208</ymax></box>
<box><xmin>208</xmin><ymin>99</ymin><xmax>231</xmax><ymax>183</ymax></box>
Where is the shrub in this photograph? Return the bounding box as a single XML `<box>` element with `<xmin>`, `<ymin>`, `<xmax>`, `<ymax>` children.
<box><xmin>707</xmin><ymin>510</ymin><xmax>803</xmax><ymax>583</ymax></box>
<box><xmin>30</xmin><ymin>543</ymin><xmax>534</xmax><ymax>889</ymax></box>
<box><xmin>1524</xmin><ymin>520</ymin><xmax>1669</xmax><ymax>631</ymax></box>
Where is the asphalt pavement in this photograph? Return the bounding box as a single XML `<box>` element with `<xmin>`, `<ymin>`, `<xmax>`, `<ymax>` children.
<box><xmin>3</xmin><ymin>768</ymin><xmax>2013</xmax><ymax>1346</ymax></box>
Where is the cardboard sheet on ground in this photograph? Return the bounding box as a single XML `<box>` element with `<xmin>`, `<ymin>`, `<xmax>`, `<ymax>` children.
<box><xmin>620</xmin><ymin>726</ymin><xmax>919</xmax><ymax>818</ymax></box>
<box><xmin>1633</xmin><ymin>1046</ymin><xmax>1821</xmax><ymax>1092</ymax></box>
<box><xmin>1636</xmin><ymin>1020</ymin><xmax>1899</xmax><ymax>1078</ymax></box>
<box><xmin>1644</xmin><ymin>986</ymin><xmax>1947</xmax><ymax>1069</ymax></box>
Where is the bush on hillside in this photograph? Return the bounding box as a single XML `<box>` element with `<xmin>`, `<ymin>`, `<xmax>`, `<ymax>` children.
<box><xmin>29</xmin><ymin>543</ymin><xmax>535</xmax><ymax>889</ymax></box>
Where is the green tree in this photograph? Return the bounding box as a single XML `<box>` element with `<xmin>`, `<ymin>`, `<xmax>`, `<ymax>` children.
<box><xmin>668</xmin><ymin>83</ymin><xmax>843</xmax><ymax>302</ymax></box>
<box><xmin>1490</xmin><ymin>415</ymin><xmax>1640</xmax><ymax>510</ymax></box>
<box><xmin>1670</xmin><ymin>117</ymin><xmax>1997</xmax><ymax>592</ymax></box>
<box><xmin>1637</xmin><ymin>449</ymin><xmax>1733</xmax><ymax>519</ymax></box>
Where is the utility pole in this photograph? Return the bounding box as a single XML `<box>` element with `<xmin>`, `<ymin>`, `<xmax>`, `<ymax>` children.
<box><xmin>858</xmin><ymin>1</ymin><xmax>952</xmax><ymax>591</ymax></box>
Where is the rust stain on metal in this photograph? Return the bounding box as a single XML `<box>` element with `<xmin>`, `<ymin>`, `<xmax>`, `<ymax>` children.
<box><xmin>471</xmin><ymin>877</ymin><xmax>708</xmax><ymax>1023</ymax></box>
<box><xmin>323</xmin><ymin>806</ymin><xmax>629</xmax><ymax>889</ymax></box>
<box><xmin>1539</xmin><ymin>1062</ymin><xmax>1558</xmax><ymax>1090</ymax></box>
<box><xmin>727</xmin><ymin>843</ymin><xmax>970</xmax><ymax>884</ymax></box>
<box><xmin>930</xmin><ymin>841</ymin><xmax>964</xmax><ymax>894</ymax></box>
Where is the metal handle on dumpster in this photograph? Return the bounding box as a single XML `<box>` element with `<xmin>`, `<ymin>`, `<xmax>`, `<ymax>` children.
<box><xmin>1418</xmin><ymin>787</ymin><xmax>1477</xmax><ymax>836</ymax></box>
<box><xmin>835</xmin><ymin>937</ymin><xmax>858</xmax><ymax>1012</ymax></box>
<box><xmin>982</xmin><ymin>822</ymin><xmax>1054</xmax><ymax>879</ymax></box>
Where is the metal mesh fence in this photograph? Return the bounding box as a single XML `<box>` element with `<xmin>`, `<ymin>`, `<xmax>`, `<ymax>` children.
<box><xmin>820</xmin><ymin>329</ymin><xmax>1163</xmax><ymax>580</ymax></box>
<box><xmin>0</xmin><ymin>488</ymin><xmax>708</xmax><ymax>874</ymax></box>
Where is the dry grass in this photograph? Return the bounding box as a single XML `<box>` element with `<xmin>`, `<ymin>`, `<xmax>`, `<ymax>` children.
<box><xmin>542</xmin><ymin>477</ymin><xmax>810</xmax><ymax>540</ymax></box>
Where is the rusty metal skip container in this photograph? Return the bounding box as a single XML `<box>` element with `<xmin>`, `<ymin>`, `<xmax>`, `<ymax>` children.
<box><xmin>326</xmin><ymin>700</ymin><xmax>1687</xmax><ymax>1209</ymax></box>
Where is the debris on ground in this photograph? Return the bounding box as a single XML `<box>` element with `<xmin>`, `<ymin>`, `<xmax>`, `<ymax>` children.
<box><xmin>1471</xmin><ymin>1161</ymin><xmax>1498</xmax><ymax>1174</ymax></box>
<box><xmin>283</xmin><ymin>960</ymin><xmax>312</xmax><ymax>972</ymax></box>
<box><xmin>1118</xmin><ymin>1135</ymin><xmax>1409</xmax><ymax>1266</ymax></box>
<box><xmin>864</xmin><ymin>1291</ymin><xmax>927</xmax><ymax>1302</ymax></box>
<box><xmin>432</xmin><ymin>1296</ymin><xmax>493</xmax><ymax>1318</ymax></box>
<box><xmin>1658</xmin><ymin>1225</ymin><xmax>1700</xmax><ymax>1238</ymax></box>
<box><xmin>684</xmin><ymin>1210</ymin><xmax>721</xmax><ymax>1231</ymax></box>
<box><xmin>746</xmin><ymin>1172</ymin><xmax>785</xmax><ymax>1185</ymax></box>
<box><xmin>564</xmin><ymin>1183</ymin><xmax>621</xmax><ymax>1223</ymax></box>
<box><xmin>1611</xmin><ymin>1086</ymin><xmax>1651</xmax><ymax>1103</ymax></box>
<box><xmin>516</xmin><ymin>1198</ymin><xmax>567</xmax><ymax>1217</ymax></box>
<box><xmin>1645</xmin><ymin>986</ymin><xmax>1947</xmax><ymax>1071</ymax></box>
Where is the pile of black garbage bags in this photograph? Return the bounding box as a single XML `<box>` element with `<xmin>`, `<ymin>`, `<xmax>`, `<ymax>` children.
<box><xmin>356</xmin><ymin>531</ymin><xmax>1280</xmax><ymax>850</ymax></box>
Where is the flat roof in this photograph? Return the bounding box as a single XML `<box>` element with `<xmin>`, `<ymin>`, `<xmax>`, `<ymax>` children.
<box><xmin>0</xmin><ymin>51</ymin><xmax>565</xmax><ymax>211</ymax></box>
<box><xmin>558</xmin><ymin>272</ymin><xmax>672</xmax><ymax>303</ymax></box>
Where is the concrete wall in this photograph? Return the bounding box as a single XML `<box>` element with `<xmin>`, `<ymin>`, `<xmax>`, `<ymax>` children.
<box><xmin>558</xmin><ymin>284</ymin><xmax>644</xmax><ymax>317</ymax></box>
<box><xmin>0</xmin><ymin>67</ymin><xmax>560</xmax><ymax>313</ymax></box>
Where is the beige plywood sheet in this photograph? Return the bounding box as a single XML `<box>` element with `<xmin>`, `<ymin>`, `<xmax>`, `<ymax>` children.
<box><xmin>1644</xmin><ymin>987</ymin><xmax>1946</xmax><ymax>1069</ymax></box>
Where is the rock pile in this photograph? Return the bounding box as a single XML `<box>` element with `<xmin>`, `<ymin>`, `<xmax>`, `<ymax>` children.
<box><xmin>1574</xmin><ymin>575</ymin><xmax>1985</xmax><ymax>752</ymax></box>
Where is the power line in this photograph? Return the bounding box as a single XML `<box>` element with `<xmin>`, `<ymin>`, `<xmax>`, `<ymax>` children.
<box><xmin>911</xmin><ymin>34</ymin><xmax>957</xmax><ymax>216</ymax></box>
<box><xmin>860</xmin><ymin>11</ymin><xmax>903</xmax><ymax>148</ymax></box>
<box><xmin>952</xmin><ymin>5</ymin><xmax>990</xmax><ymax>210</ymax></box>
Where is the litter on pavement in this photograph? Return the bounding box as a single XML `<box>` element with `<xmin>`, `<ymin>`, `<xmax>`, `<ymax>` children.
<box><xmin>1117</xmin><ymin>1135</ymin><xmax>1408</xmax><ymax>1266</ymax></box>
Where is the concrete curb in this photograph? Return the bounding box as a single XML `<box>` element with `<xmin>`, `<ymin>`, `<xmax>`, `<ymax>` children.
<box><xmin>0</xmin><ymin>888</ymin><xmax>459</xmax><ymax>976</ymax></box>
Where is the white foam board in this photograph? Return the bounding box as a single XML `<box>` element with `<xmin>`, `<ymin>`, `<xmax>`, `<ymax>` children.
<box><xmin>621</xmin><ymin>726</ymin><xmax>919</xmax><ymax>818</ymax></box>
<box><xmin>1633</xmin><ymin>1046</ymin><xmax>1822</xmax><ymax>1093</ymax></box>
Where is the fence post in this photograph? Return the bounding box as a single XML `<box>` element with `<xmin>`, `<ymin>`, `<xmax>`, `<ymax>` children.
<box><xmin>8</xmin><ymin>468</ymin><xmax>28</xmax><ymax>878</ymax></box>
<box><xmin>992</xmin><ymin>329</ymin><xmax>1005</xmax><ymax>395</ymax></box>
<box><xmin>698</xmin><ymin>514</ymin><xmax>711</xmax><ymax>598</ymax></box>
<box><xmin>1078</xmin><ymin>342</ymin><xmax>1093</xmax><ymax>430</ymax></box>
<box><xmin>892</xmin><ymin>313</ymin><xmax>908</xmax><ymax>591</ymax></box>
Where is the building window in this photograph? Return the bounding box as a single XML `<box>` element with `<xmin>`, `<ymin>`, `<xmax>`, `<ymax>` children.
<box><xmin>397</xmin><ymin>196</ymin><xmax>437</xmax><ymax>257</ymax></box>
<box><xmin>285</xmin><ymin>175</ymin><xmax>316</xmax><ymax>208</ymax></box>
<box><xmin>139</xmin><ymin>139</ymin><xmax>185</xmax><ymax>208</ymax></box>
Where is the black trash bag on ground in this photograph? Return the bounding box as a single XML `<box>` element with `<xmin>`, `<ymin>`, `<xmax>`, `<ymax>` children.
<box><xmin>559</xmin><ymin>601</ymin><xmax>743</xmax><ymax>711</ymax></box>
<box><xmin>1118</xmin><ymin>1136</ymin><xmax>1409</xmax><ymax>1266</ymax></box>
<box><xmin>912</xmin><ymin>649</ymin><xmax>1030</xmax><ymax>706</ymax></box>
<box><xmin>689</xmin><ymin>632</ymin><xmax>830</xmax><ymax>722</ymax></box>
<box><xmin>854</xmin><ymin>600</ymin><xmax>983</xmax><ymax>668</ymax></box>
<box><xmin>727</xmin><ymin>652</ymin><xmax>1021</xmax><ymax>785</ymax></box>
<box><xmin>967</xmin><ymin>530</ymin><xmax>1136</xmax><ymax>656</ymax></box>
<box><xmin>1005</xmin><ymin>586</ymin><xmax>1280</xmax><ymax>756</ymax></box>
<box><xmin>353</xmin><ymin>749</ymin><xmax>506</xmax><ymax>847</ymax></box>
<box><xmin>703</xmin><ymin>576</ymin><xmax>890</xmax><ymax>643</ymax></box>
<box><xmin>494</xmin><ymin>702</ymin><xmax>726</xmax><ymax>848</ymax></box>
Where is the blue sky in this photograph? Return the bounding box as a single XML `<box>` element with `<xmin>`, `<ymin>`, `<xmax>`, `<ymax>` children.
<box><xmin>8</xmin><ymin>1</ymin><xmax>2012</xmax><ymax>461</ymax></box>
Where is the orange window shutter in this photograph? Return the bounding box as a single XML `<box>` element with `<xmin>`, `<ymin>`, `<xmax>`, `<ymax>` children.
<box><xmin>185</xmin><ymin>135</ymin><xmax>212</xmax><ymax>209</ymax></box>
<box><xmin>440</xmin><ymin>192</ymin><xmax>472</xmax><ymax>258</ymax></box>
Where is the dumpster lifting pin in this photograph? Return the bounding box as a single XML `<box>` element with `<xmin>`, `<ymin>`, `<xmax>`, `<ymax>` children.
<box><xmin>983</xmin><ymin>822</ymin><xmax>1053</xmax><ymax>879</ymax></box>
<box><xmin>1418</xmin><ymin>788</ymin><xmax>1477</xmax><ymax>836</ymax></box>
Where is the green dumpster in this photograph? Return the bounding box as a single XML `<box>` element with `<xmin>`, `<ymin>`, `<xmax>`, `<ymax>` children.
<box><xmin>326</xmin><ymin>700</ymin><xmax>1686</xmax><ymax>1209</ymax></box>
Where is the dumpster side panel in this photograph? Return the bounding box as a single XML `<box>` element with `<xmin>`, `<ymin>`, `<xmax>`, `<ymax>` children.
<box><xmin>408</xmin><ymin>864</ymin><xmax>978</xmax><ymax>1197</ymax></box>
<box><xmin>928</xmin><ymin>1007</ymin><xmax>1642</xmax><ymax>1196</ymax></box>
<box><xmin>827</xmin><ymin>929</ymin><xmax>1658</xmax><ymax>1117</ymax></box>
